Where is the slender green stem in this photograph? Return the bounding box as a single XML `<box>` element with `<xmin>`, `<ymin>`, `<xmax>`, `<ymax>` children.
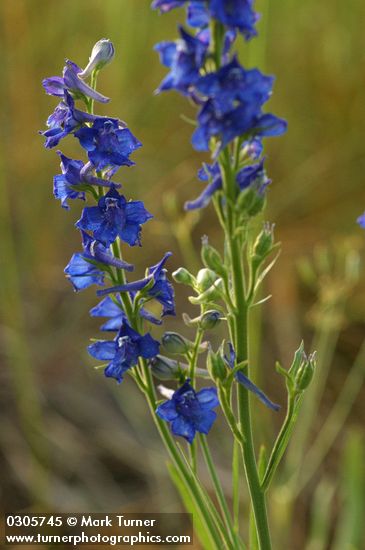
<box><xmin>232</xmin><ymin>439</ymin><xmax>240</xmax><ymax>535</ymax></box>
<box><xmin>261</xmin><ymin>395</ymin><xmax>303</xmax><ymax>493</ymax></box>
<box><xmin>222</xmin><ymin>149</ymin><xmax>272</xmax><ymax>550</ymax></box>
<box><xmin>141</xmin><ymin>362</ymin><xmax>230</xmax><ymax>550</ymax></box>
<box><xmin>199</xmin><ymin>435</ymin><xmax>241</xmax><ymax>548</ymax></box>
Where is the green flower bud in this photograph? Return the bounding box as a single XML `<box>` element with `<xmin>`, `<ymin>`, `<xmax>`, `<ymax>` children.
<box><xmin>252</xmin><ymin>223</ymin><xmax>274</xmax><ymax>264</ymax></box>
<box><xmin>162</xmin><ymin>332</ymin><xmax>192</xmax><ymax>355</ymax></box>
<box><xmin>207</xmin><ymin>349</ymin><xmax>227</xmax><ymax>382</ymax></box>
<box><xmin>79</xmin><ymin>39</ymin><xmax>115</xmax><ymax>79</ymax></box>
<box><xmin>237</xmin><ymin>188</ymin><xmax>266</xmax><ymax>217</ymax></box>
<box><xmin>294</xmin><ymin>352</ymin><xmax>316</xmax><ymax>392</ymax></box>
<box><xmin>189</xmin><ymin>278</ymin><xmax>224</xmax><ymax>305</ymax></box>
<box><xmin>196</xmin><ymin>268</ymin><xmax>218</xmax><ymax>292</ymax></box>
<box><xmin>172</xmin><ymin>267</ymin><xmax>196</xmax><ymax>287</ymax></box>
<box><xmin>201</xmin><ymin>236</ymin><xmax>226</xmax><ymax>277</ymax></box>
<box><xmin>150</xmin><ymin>355</ymin><xmax>180</xmax><ymax>380</ymax></box>
<box><xmin>199</xmin><ymin>310</ymin><xmax>222</xmax><ymax>329</ymax></box>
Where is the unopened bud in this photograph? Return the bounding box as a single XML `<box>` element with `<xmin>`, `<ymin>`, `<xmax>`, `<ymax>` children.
<box><xmin>162</xmin><ymin>332</ymin><xmax>192</xmax><ymax>355</ymax></box>
<box><xmin>252</xmin><ymin>223</ymin><xmax>274</xmax><ymax>264</ymax></box>
<box><xmin>237</xmin><ymin>188</ymin><xmax>266</xmax><ymax>217</ymax></box>
<box><xmin>201</xmin><ymin>236</ymin><xmax>226</xmax><ymax>277</ymax></box>
<box><xmin>196</xmin><ymin>268</ymin><xmax>219</xmax><ymax>292</ymax></box>
<box><xmin>295</xmin><ymin>352</ymin><xmax>316</xmax><ymax>392</ymax></box>
<box><xmin>150</xmin><ymin>355</ymin><xmax>180</xmax><ymax>380</ymax></box>
<box><xmin>79</xmin><ymin>39</ymin><xmax>115</xmax><ymax>79</ymax></box>
<box><xmin>207</xmin><ymin>349</ymin><xmax>227</xmax><ymax>382</ymax></box>
<box><xmin>199</xmin><ymin>310</ymin><xmax>222</xmax><ymax>329</ymax></box>
<box><xmin>172</xmin><ymin>267</ymin><xmax>196</xmax><ymax>287</ymax></box>
<box><xmin>189</xmin><ymin>278</ymin><xmax>224</xmax><ymax>305</ymax></box>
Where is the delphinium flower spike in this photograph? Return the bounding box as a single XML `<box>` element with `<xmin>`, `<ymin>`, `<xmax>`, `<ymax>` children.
<box><xmin>41</xmin><ymin>40</ymin><xmax>176</xmax><ymax>390</ymax></box>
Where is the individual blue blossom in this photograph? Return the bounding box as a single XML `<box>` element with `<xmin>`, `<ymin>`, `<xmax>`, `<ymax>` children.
<box><xmin>156</xmin><ymin>379</ymin><xmax>219</xmax><ymax>443</ymax></box>
<box><xmin>75</xmin><ymin>118</ymin><xmax>142</xmax><ymax>170</ymax></box>
<box><xmin>195</xmin><ymin>58</ymin><xmax>273</xmax><ymax>117</ymax></box>
<box><xmin>64</xmin><ymin>253</ymin><xmax>105</xmax><ymax>291</ymax></box>
<box><xmin>154</xmin><ymin>26</ymin><xmax>208</xmax><ymax>94</ymax></box>
<box><xmin>185</xmin><ymin>162</ymin><xmax>222</xmax><ymax>210</ymax></box>
<box><xmin>54</xmin><ymin>151</ymin><xmax>121</xmax><ymax>209</ymax></box>
<box><xmin>43</xmin><ymin>59</ymin><xmax>110</xmax><ymax>103</ymax></box>
<box><xmin>41</xmin><ymin>91</ymin><xmax>100</xmax><ymax>148</ymax></box>
<box><xmin>192</xmin><ymin>97</ymin><xmax>287</xmax><ymax>152</ymax></box>
<box><xmin>91</xmin><ymin>295</ymin><xmax>162</xmax><ymax>331</ymax></box>
<box><xmin>210</xmin><ymin>0</ymin><xmax>259</xmax><ymax>38</ymax></box>
<box><xmin>90</xmin><ymin>296</ymin><xmax>126</xmax><ymax>331</ymax></box>
<box><xmin>225</xmin><ymin>344</ymin><xmax>280</xmax><ymax>411</ymax></box>
<box><xmin>236</xmin><ymin>157</ymin><xmax>271</xmax><ymax>192</ymax></box>
<box><xmin>76</xmin><ymin>185</ymin><xmax>153</xmax><ymax>247</ymax></box>
<box><xmin>152</xmin><ymin>0</ymin><xmax>258</xmax><ymax>38</ymax></box>
<box><xmin>97</xmin><ymin>252</ymin><xmax>176</xmax><ymax>318</ymax></box>
<box><xmin>187</xmin><ymin>1</ymin><xmax>209</xmax><ymax>28</ymax></box>
<box><xmin>357</xmin><ymin>212</ymin><xmax>365</xmax><ymax>228</ymax></box>
<box><xmin>79</xmin><ymin>39</ymin><xmax>115</xmax><ymax>79</ymax></box>
<box><xmin>88</xmin><ymin>320</ymin><xmax>160</xmax><ymax>383</ymax></box>
<box><xmin>64</xmin><ymin>231</ymin><xmax>133</xmax><ymax>291</ymax></box>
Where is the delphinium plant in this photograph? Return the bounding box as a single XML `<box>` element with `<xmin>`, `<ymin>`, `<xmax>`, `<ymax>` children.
<box><xmin>41</xmin><ymin>4</ymin><xmax>316</xmax><ymax>549</ymax></box>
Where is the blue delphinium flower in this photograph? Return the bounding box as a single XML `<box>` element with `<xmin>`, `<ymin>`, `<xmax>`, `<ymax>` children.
<box><xmin>97</xmin><ymin>252</ymin><xmax>176</xmax><ymax>318</ymax></box>
<box><xmin>185</xmin><ymin>162</ymin><xmax>222</xmax><ymax>210</ymax></box>
<box><xmin>75</xmin><ymin>118</ymin><xmax>142</xmax><ymax>170</ymax></box>
<box><xmin>154</xmin><ymin>26</ymin><xmax>208</xmax><ymax>94</ymax></box>
<box><xmin>64</xmin><ymin>231</ymin><xmax>134</xmax><ymax>291</ymax></box>
<box><xmin>54</xmin><ymin>151</ymin><xmax>121</xmax><ymax>209</ymax></box>
<box><xmin>90</xmin><ymin>296</ymin><xmax>126</xmax><ymax>331</ymax></box>
<box><xmin>185</xmin><ymin>157</ymin><xmax>271</xmax><ymax>211</ymax></box>
<box><xmin>64</xmin><ymin>252</ymin><xmax>106</xmax><ymax>291</ymax></box>
<box><xmin>43</xmin><ymin>59</ymin><xmax>110</xmax><ymax>103</ymax></box>
<box><xmin>152</xmin><ymin>0</ymin><xmax>258</xmax><ymax>38</ymax></box>
<box><xmin>76</xmin><ymin>185</ymin><xmax>153</xmax><ymax>247</ymax></box>
<box><xmin>357</xmin><ymin>212</ymin><xmax>365</xmax><ymax>228</ymax></box>
<box><xmin>41</xmin><ymin>91</ymin><xmax>100</xmax><ymax>148</ymax></box>
<box><xmin>88</xmin><ymin>320</ymin><xmax>160</xmax><ymax>383</ymax></box>
<box><xmin>225</xmin><ymin>344</ymin><xmax>280</xmax><ymax>411</ymax></box>
<box><xmin>156</xmin><ymin>379</ymin><xmax>219</xmax><ymax>443</ymax></box>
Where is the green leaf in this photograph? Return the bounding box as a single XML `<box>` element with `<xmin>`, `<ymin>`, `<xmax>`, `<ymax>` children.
<box><xmin>167</xmin><ymin>462</ymin><xmax>213</xmax><ymax>550</ymax></box>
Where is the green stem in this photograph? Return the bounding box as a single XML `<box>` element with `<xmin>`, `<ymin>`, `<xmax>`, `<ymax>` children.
<box><xmin>199</xmin><ymin>435</ymin><xmax>241</xmax><ymax>548</ymax></box>
<box><xmin>222</xmin><ymin>149</ymin><xmax>272</xmax><ymax>550</ymax></box>
<box><xmin>232</xmin><ymin>439</ymin><xmax>241</xmax><ymax>535</ymax></box>
<box><xmin>261</xmin><ymin>394</ymin><xmax>303</xmax><ymax>493</ymax></box>
<box><xmin>141</xmin><ymin>362</ymin><xmax>229</xmax><ymax>550</ymax></box>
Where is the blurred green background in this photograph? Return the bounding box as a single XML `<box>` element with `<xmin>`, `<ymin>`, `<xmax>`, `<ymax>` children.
<box><xmin>1</xmin><ymin>1</ymin><xmax>365</xmax><ymax>548</ymax></box>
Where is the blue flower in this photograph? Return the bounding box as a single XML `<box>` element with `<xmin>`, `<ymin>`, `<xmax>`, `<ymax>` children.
<box><xmin>43</xmin><ymin>59</ymin><xmax>110</xmax><ymax>103</ymax></box>
<box><xmin>97</xmin><ymin>252</ymin><xmax>176</xmax><ymax>318</ymax></box>
<box><xmin>236</xmin><ymin>158</ymin><xmax>271</xmax><ymax>192</ymax></box>
<box><xmin>41</xmin><ymin>91</ymin><xmax>100</xmax><ymax>148</ymax></box>
<box><xmin>187</xmin><ymin>1</ymin><xmax>209</xmax><ymax>27</ymax></box>
<box><xmin>76</xmin><ymin>185</ymin><xmax>152</xmax><ymax>247</ymax></box>
<box><xmin>75</xmin><ymin>118</ymin><xmax>142</xmax><ymax>170</ymax></box>
<box><xmin>195</xmin><ymin>58</ymin><xmax>273</xmax><ymax>116</ymax></box>
<box><xmin>192</xmin><ymin>97</ymin><xmax>287</xmax><ymax>152</ymax></box>
<box><xmin>210</xmin><ymin>0</ymin><xmax>258</xmax><ymax>38</ymax></box>
<box><xmin>155</xmin><ymin>26</ymin><xmax>208</xmax><ymax>94</ymax></box>
<box><xmin>156</xmin><ymin>379</ymin><xmax>219</xmax><ymax>443</ymax></box>
<box><xmin>185</xmin><ymin>162</ymin><xmax>222</xmax><ymax>210</ymax></box>
<box><xmin>88</xmin><ymin>320</ymin><xmax>160</xmax><ymax>383</ymax></box>
<box><xmin>152</xmin><ymin>0</ymin><xmax>258</xmax><ymax>38</ymax></box>
<box><xmin>64</xmin><ymin>231</ymin><xmax>133</xmax><ymax>291</ymax></box>
<box><xmin>64</xmin><ymin>253</ymin><xmax>105</xmax><ymax>291</ymax></box>
<box><xmin>225</xmin><ymin>344</ymin><xmax>280</xmax><ymax>411</ymax></box>
<box><xmin>54</xmin><ymin>152</ymin><xmax>121</xmax><ymax>209</ymax></box>
<box><xmin>357</xmin><ymin>212</ymin><xmax>365</xmax><ymax>228</ymax></box>
<box><xmin>90</xmin><ymin>296</ymin><xmax>126</xmax><ymax>331</ymax></box>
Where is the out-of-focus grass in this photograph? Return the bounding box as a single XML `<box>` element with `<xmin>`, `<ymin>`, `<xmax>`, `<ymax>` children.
<box><xmin>0</xmin><ymin>0</ymin><xmax>364</xmax><ymax>544</ymax></box>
